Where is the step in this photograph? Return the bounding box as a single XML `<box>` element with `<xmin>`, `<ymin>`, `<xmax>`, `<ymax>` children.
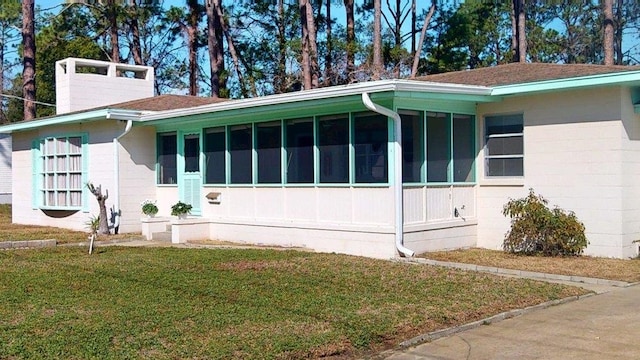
<box><xmin>151</xmin><ymin>231</ymin><xmax>172</xmax><ymax>242</ymax></box>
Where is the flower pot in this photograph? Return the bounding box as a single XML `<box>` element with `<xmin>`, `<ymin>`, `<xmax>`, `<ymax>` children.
<box><xmin>177</xmin><ymin>214</ymin><xmax>187</xmax><ymax>220</ymax></box>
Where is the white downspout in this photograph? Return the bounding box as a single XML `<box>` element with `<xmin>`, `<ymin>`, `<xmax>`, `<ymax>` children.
<box><xmin>361</xmin><ymin>92</ymin><xmax>415</xmax><ymax>257</ymax></box>
<box><xmin>111</xmin><ymin>119</ymin><xmax>133</xmax><ymax>232</ymax></box>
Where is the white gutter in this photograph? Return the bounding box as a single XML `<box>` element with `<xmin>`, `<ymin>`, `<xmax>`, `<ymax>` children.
<box><xmin>110</xmin><ymin>118</ymin><xmax>133</xmax><ymax>233</ymax></box>
<box><xmin>361</xmin><ymin>92</ymin><xmax>414</xmax><ymax>257</ymax></box>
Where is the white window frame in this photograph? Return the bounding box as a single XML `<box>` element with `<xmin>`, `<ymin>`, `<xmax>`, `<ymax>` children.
<box><xmin>34</xmin><ymin>134</ymin><xmax>88</xmax><ymax>210</ymax></box>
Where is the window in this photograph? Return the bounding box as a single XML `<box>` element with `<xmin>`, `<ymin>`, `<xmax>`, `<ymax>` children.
<box><xmin>426</xmin><ymin>112</ymin><xmax>450</xmax><ymax>182</ymax></box>
<box><xmin>400</xmin><ymin>111</ymin><xmax>423</xmax><ymax>183</ymax></box>
<box><xmin>256</xmin><ymin>121</ymin><xmax>282</xmax><ymax>184</ymax></box>
<box><xmin>354</xmin><ymin>113</ymin><xmax>388</xmax><ymax>183</ymax></box>
<box><xmin>229</xmin><ymin>124</ymin><xmax>252</xmax><ymax>184</ymax></box>
<box><xmin>204</xmin><ymin>127</ymin><xmax>225</xmax><ymax>184</ymax></box>
<box><xmin>38</xmin><ymin>136</ymin><xmax>85</xmax><ymax>208</ymax></box>
<box><xmin>453</xmin><ymin>114</ymin><xmax>475</xmax><ymax>182</ymax></box>
<box><xmin>318</xmin><ymin>115</ymin><xmax>349</xmax><ymax>183</ymax></box>
<box><xmin>286</xmin><ymin>118</ymin><xmax>314</xmax><ymax>183</ymax></box>
<box><xmin>158</xmin><ymin>133</ymin><xmax>177</xmax><ymax>184</ymax></box>
<box><xmin>485</xmin><ymin>114</ymin><xmax>523</xmax><ymax>177</ymax></box>
<box><xmin>184</xmin><ymin>134</ymin><xmax>200</xmax><ymax>173</ymax></box>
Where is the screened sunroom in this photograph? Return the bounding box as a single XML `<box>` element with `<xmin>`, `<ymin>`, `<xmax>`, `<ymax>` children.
<box><xmin>150</xmin><ymin>95</ymin><xmax>479</xmax><ymax>258</ymax></box>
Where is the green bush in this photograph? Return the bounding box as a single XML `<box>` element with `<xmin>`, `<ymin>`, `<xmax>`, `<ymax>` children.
<box><xmin>502</xmin><ymin>189</ymin><xmax>588</xmax><ymax>256</ymax></box>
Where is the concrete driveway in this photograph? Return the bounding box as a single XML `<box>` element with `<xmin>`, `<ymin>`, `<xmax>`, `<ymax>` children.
<box><xmin>385</xmin><ymin>285</ymin><xmax>640</xmax><ymax>359</ymax></box>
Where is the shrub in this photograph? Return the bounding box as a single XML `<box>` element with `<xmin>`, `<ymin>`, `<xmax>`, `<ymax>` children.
<box><xmin>502</xmin><ymin>189</ymin><xmax>588</xmax><ymax>256</ymax></box>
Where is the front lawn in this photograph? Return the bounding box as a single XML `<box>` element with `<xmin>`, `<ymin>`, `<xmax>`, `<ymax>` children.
<box><xmin>422</xmin><ymin>248</ymin><xmax>640</xmax><ymax>283</ymax></box>
<box><xmin>0</xmin><ymin>247</ymin><xmax>587</xmax><ymax>359</ymax></box>
<box><xmin>0</xmin><ymin>204</ymin><xmax>141</xmax><ymax>243</ymax></box>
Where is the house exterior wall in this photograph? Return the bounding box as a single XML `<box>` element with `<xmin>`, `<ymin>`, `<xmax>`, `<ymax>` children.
<box><xmin>402</xmin><ymin>184</ymin><xmax>477</xmax><ymax>254</ymax></box>
<box><xmin>476</xmin><ymin>86</ymin><xmax>628</xmax><ymax>258</ymax></box>
<box><xmin>117</xmin><ymin>126</ymin><xmax>157</xmax><ymax>233</ymax></box>
<box><xmin>11</xmin><ymin>120</ymin><xmax>146</xmax><ymax>233</ymax></box>
<box><xmin>620</xmin><ymin>86</ymin><xmax>640</xmax><ymax>258</ymax></box>
<box><xmin>155</xmin><ymin>185</ymin><xmax>398</xmax><ymax>258</ymax></box>
<box><xmin>0</xmin><ymin>134</ymin><xmax>11</xmax><ymax>204</ymax></box>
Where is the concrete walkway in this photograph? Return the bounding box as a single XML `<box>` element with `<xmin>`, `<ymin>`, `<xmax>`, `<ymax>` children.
<box><xmin>383</xmin><ymin>281</ymin><xmax>640</xmax><ymax>360</ymax></box>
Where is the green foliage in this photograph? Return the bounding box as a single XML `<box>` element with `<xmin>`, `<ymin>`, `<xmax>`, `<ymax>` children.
<box><xmin>0</xmin><ymin>247</ymin><xmax>585</xmax><ymax>359</ymax></box>
<box><xmin>140</xmin><ymin>200</ymin><xmax>158</xmax><ymax>216</ymax></box>
<box><xmin>170</xmin><ymin>201</ymin><xmax>192</xmax><ymax>216</ymax></box>
<box><xmin>85</xmin><ymin>214</ymin><xmax>100</xmax><ymax>235</ymax></box>
<box><xmin>503</xmin><ymin>189</ymin><xmax>588</xmax><ymax>256</ymax></box>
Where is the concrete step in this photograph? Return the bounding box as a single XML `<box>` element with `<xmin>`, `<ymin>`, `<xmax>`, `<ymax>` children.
<box><xmin>151</xmin><ymin>231</ymin><xmax>172</xmax><ymax>242</ymax></box>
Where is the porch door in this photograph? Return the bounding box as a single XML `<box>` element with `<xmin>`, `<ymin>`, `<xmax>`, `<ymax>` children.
<box><xmin>179</xmin><ymin>131</ymin><xmax>202</xmax><ymax>216</ymax></box>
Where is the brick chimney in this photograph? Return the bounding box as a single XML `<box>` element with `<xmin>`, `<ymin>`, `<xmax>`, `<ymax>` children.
<box><xmin>55</xmin><ymin>58</ymin><xmax>154</xmax><ymax>115</ymax></box>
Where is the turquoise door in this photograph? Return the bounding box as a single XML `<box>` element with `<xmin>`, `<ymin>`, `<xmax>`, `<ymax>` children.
<box><xmin>179</xmin><ymin>131</ymin><xmax>202</xmax><ymax>216</ymax></box>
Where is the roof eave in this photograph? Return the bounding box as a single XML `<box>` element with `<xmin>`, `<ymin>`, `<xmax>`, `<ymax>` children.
<box><xmin>0</xmin><ymin>108</ymin><xmax>143</xmax><ymax>134</ymax></box>
<box><xmin>140</xmin><ymin>80</ymin><xmax>493</xmax><ymax>122</ymax></box>
<box><xmin>491</xmin><ymin>70</ymin><xmax>640</xmax><ymax>96</ymax></box>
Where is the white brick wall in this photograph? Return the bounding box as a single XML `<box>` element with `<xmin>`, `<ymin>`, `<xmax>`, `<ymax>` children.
<box><xmin>56</xmin><ymin>58</ymin><xmax>154</xmax><ymax>115</ymax></box>
<box><xmin>476</xmin><ymin>87</ymin><xmax>629</xmax><ymax>258</ymax></box>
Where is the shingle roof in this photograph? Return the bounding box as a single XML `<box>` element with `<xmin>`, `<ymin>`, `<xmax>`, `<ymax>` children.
<box><xmin>108</xmin><ymin>94</ymin><xmax>228</xmax><ymax>111</ymax></box>
<box><xmin>416</xmin><ymin>62</ymin><xmax>640</xmax><ymax>87</ymax></box>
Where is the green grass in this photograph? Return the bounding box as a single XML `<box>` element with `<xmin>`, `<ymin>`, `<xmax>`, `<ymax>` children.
<box><xmin>0</xmin><ymin>247</ymin><xmax>587</xmax><ymax>359</ymax></box>
<box><xmin>0</xmin><ymin>204</ymin><xmax>142</xmax><ymax>243</ymax></box>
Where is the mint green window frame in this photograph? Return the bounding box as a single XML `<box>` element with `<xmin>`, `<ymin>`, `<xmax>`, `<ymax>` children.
<box><xmin>398</xmin><ymin>109</ymin><xmax>476</xmax><ymax>185</ymax></box>
<box><xmin>179</xmin><ymin>110</ymin><xmax>394</xmax><ymax>187</ymax></box>
<box><xmin>33</xmin><ymin>134</ymin><xmax>88</xmax><ymax>211</ymax></box>
<box><xmin>157</xmin><ymin>132</ymin><xmax>177</xmax><ymax>185</ymax></box>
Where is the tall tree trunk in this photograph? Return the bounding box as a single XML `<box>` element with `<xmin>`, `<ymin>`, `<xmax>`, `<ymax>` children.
<box><xmin>129</xmin><ymin>1</ymin><xmax>143</xmax><ymax>65</ymax></box>
<box><xmin>517</xmin><ymin>0</ymin><xmax>526</xmax><ymax>62</ymax></box>
<box><xmin>22</xmin><ymin>0</ymin><xmax>36</xmax><ymax>121</ymax></box>
<box><xmin>276</xmin><ymin>0</ymin><xmax>287</xmax><ymax>93</ymax></box>
<box><xmin>108</xmin><ymin>0</ymin><xmax>120</xmax><ymax>62</ymax></box>
<box><xmin>372</xmin><ymin>0</ymin><xmax>382</xmax><ymax>80</ymax></box>
<box><xmin>344</xmin><ymin>0</ymin><xmax>355</xmax><ymax>83</ymax></box>
<box><xmin>614</xmin><ymin>0</ymin><xmax>624</xmax><ymax>64</ymax></box>
<box><xmin>206</xmin><ymin>0</ymin><xmax>224</xmax><ymax>97</ymax></box>
<box><xmin>603</xmin><ymin>0</ymin><xmax>614</xmax><ymax>65</ymax></box>
<box><xmin>187</xmin><ymin>0</ymin><xmax>200</xmax><ymax>96</ymax></box>
<box><xmin>299</xmin><ymin>0</ymin><xmax>319</xmax><ymax>89</ymax></box>
<box><xmin>410</xmin><ymin>0</ymin><xmax>416</xmax><ymax>55</ymax></box>
<box><xmin>214</xmin><ymin>2</ymin><xmax>249</xmax><ymax>97</ymax></box>
<box><xmin>300</xmin><ymin>0</ymin><xmax>311</xmax><ymax>90</ymax></box>
<box><xmin>305</xmin><ymin>0</ymin><xmax>319</xmax><ymax>88</ymax></box>
<box><xmin>511</xmin><ymin>0</ymin><xmax>526</xmax><ymax>63</ymax></box>
<box><xmin>0</xmin><ymin>32</ymin><xmax>4</xmax><ymax>122</ymax></box>
<box><xmin>325</xmin><ymin>0</ymin><xmax>332</xmax><ymax>86</ymax></box>
<box><xmin>410</xmin><ymin>1</ymin><xmax>435</xmax><ymax>78</ymax></box>
<box><xmin>392</xmin><ymin>0</ymin><xmax>402</xmax><ymax>78</ymax></box>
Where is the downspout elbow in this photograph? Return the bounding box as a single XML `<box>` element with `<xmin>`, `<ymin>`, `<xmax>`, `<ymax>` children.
<box><xmin>361</xmin><ymin>92</ymin><xmax>415</xmax><ymax>257</ymax></box>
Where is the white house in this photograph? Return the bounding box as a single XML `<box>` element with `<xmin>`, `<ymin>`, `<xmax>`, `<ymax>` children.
<box><xmin>1</xmin><ymin>57</ymin><xmax>640</xmax><ymax>259</ymax></box>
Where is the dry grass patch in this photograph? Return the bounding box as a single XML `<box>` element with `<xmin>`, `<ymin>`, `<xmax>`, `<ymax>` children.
<box><xmin>0</xmin><ymin>204</ymin><xmax>142</xmax><ymax>244</ymax></box>
<box><xmin>422</xmin><ymin>248</ymin><xmax>640</xmax><ymax>283</ymax></box>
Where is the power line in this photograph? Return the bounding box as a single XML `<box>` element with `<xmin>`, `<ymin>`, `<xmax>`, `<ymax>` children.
<box><xmin>0</xmin><ymin>93</ymin><xmax>56</xmax><ymax>107</ymax></box>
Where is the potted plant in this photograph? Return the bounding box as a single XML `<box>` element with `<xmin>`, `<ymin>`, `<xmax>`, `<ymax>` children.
<box><xmin>141</xmin><ymin>199</ymin><xmax>159</xmax><ymax>217</ymax></box>
<box><xmin>171</xmin><ymin>201</ymin><xmax>192</xmax><ymax>219</ymax></box>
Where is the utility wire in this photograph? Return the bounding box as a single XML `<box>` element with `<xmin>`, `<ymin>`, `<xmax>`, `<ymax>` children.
<box><xmin>0</xmin><ymin>93</ymin><xmax>56</xmax><ymax>107</ymax></box>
